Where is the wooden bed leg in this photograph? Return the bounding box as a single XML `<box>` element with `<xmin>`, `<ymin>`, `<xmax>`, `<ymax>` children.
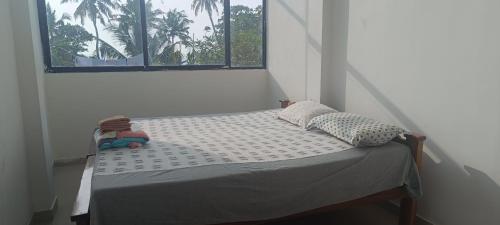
<box><xmin>399</xmin><ymin>197</ymin><xmax>417</xmax><ymax>225</ymax></box>
<box><xmin>398</xmin><ymin>133</ymin><xmax>425</xmax><ymax>225</ymax></box>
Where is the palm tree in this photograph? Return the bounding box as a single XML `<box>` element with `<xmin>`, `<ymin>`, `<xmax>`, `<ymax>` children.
<box><xmin>61</xmin><ymin>0</ymin><xmax>116</xmax><ymax>59</ymax></box>
<box><xmin>47</xmin><ymin>4</ymin><xmax>71</xmax><ymax>39</ymax></box>
<box><xmin>107</xmin><ymin>0</ymin><xmax>162</xmax><ymax>57</ymax></box>
<box><xmin>191</xmin><ymin>0</ymin><xmax>222</xmax><ymax>40</ymax></box>
<box><xmin>159</xmin><ymin>10</ymin><xmax>192</xmax><ymax>46</ymax></box>
<box><xmin>151</xmin><ymin>9</ymin><xmax>192</xmax><ymax>64</ymax></box>
<box><xmin>46</xmin><ymin>3</ymin><xmax>94</xmax><ymax>66</ymax></box>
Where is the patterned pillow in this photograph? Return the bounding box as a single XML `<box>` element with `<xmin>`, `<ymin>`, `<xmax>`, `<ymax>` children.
<box><xmin>278</xmin><ymin>101</ymin><xmax>337</xmax><ymax>129</ymax></box>
<box><xmin>307</xmin><ymin>113</ymin><xmax>406</xmax><ymax>147</ymax></box>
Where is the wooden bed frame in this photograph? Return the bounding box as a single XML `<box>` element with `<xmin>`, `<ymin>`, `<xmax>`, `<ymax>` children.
<box><xmin>71</xmin><ymin>103</ymin><xmax>426</xmax><ymax>225</ymax></box>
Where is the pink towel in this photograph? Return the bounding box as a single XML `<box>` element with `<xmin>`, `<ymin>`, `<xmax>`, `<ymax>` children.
<box><xmin>128</xmin><ymin>142</ymin><xmax>143</xmax><ymax>149</ymax></box>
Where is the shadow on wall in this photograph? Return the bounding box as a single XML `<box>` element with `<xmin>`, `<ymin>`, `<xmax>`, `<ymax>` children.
<box><xmin>346</xmin><ymin>63</ymin><xmax>500</xmax><ymax>225</ymax></box>
<box><xmin>267</xmin><ymin>0</ymin><xmax>323</xmax><ymax>107</ymax></box>
<box><xmin>276</xmin><ymin>0</ymin><xmax>322</xmax><ymax>54</ymax></box>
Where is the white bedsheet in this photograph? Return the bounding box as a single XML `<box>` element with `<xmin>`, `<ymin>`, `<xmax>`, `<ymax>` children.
<box><xmin>95</xmin><ymin>110</ymin><xmax>354</xmax><ymax>175</ymax></box>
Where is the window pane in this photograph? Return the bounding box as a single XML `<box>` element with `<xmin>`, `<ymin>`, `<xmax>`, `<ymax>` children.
<box><xmin>147</xmin><ymin>0</ymin><xmax>225</xmax><ymax>66</ymax></box>
<box><xmin>230</xmin><ymin>0</ymin><xmax>263</xmax><ymax>67</ymax></box>
<box><xmin>45</xmin><ymin>0</ymin><xmax>144</xmax><ymax>67</ymax></box>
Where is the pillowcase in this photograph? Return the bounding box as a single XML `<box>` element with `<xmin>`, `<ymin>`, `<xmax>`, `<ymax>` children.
<box><xmin>278</xmin><ymin>101</ymin><xmax>336</xmax><ymax>129</ymax></box>
<box><xmin>307</xmin><ymin>113</ymin><xmax>406</xmax><ymax>147</ymax></box>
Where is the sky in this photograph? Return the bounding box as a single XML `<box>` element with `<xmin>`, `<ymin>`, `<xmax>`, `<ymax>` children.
<box><xmin>46</xmin><ymin>0</ymin><xmax>261</xmax><ymax>57</ymax></box>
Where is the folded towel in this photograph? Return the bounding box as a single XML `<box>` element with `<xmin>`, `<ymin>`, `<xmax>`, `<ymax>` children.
<box><xmin>97</xmin><ymin>138</ymin><xmax>115</xmax><ymax>149</ymax></box>
<box><xmin>97</xmin><ymin>131</ymin><xmax>117</xmax><ymax>139</ymax></box>
<box><xmin>94</xmin><ymin>129</ymin><xmax>116</xmax><ymax>148</ymax></box>
<box><xmin>99</xmin><ymin>137</ymin><xmax>148</xmax><ymax>150</ymax></box>
<box><xmin>128</xmin><ymin>142</ymin><xmax>143</xmax><ymax>149</ymax></box>
<box><xmin>98</xmin><ymin>115</ymin><xmax>130</xmax><ymax>126</ymax></box>
<box><xmin>116</xmin><ymin>130</ymin><xmax>150</xmax><ymax>141</ymax></box>
<box><xmin>99</xmin><ymin>115</ymin><xmax>131</xmax><ymax>133</ymax></box>
<box><xmin>95</xmin><ymin>123</ymin><xmax>149</xmax><ymax>150</ymax></box>
<box><xmin>100</xmin><ymin>127</ymin><xmax>131</xmax><ymax>134</ymax></box>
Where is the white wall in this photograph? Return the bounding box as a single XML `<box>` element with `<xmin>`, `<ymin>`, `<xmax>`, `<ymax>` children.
<box><xmin>267</xmin><ymin>0</ymin><xmax>324</xmax><ymax>107</ymax></box>
<box><xmin>343</xmin><ymin>0</ymin><xmax>500</xmax><ymax>224</ymax></box>
<box><xmin>10</xmin><ymin>0</ymin><xmax>56</xmax><ymax>212</ymax></box>
<box><xmin>320</xmin><ymin>0</ymin><xmax>349</xmax><ymax>111</ymax></box>
<box><xmin>46</xmin><ymin>70</ymin><xmax>269</xmax><ymax>160</ymax></box>
<box><xmin>0</xmin><ymin>0</ymin><xmax>32</xmax><ymax>224</ymax></box>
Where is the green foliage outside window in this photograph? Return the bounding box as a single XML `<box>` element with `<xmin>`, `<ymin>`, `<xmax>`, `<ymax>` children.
<box><xmin>45</xmin><ymin>0</ymin><xmax>264</xmax><ymax>68</ymax></box>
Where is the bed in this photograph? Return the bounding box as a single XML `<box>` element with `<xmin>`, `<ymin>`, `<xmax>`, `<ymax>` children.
<box><xmin>71</xmin><ymin>105</ymin><xmax>425</xmax><ymax>225</ymax></box>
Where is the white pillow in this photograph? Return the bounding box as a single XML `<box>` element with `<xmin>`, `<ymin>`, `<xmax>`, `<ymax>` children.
<box><xmin>307</xmin><ymin>113</ymin><xmax>406</xmax><ymax>147</ymax></box>
<box><xmin>278</xmin><ymin>101</ymin><xmax>336</xmax><ymax>128</ymax></box>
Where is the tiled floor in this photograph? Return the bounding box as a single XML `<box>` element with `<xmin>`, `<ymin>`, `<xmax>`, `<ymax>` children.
<box><xmin>46</xmin><ymin>163</ymin><xmax>425</xmax><ymax>225</ymax></box>
<box><xmin>51</xmin><ymin>163</ymin><xmax>86</xmax><ymax>225</ymax></box>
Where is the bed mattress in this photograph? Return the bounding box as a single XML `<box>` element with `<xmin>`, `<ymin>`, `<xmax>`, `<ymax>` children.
<box><xmin>90</xmin><ymin>109</ymin><xmax>422</xmax><ymax>225</ymax></box>
<box><xmin>94</xmin><ymin>110</ymin><xmax>355</xmax><ymax>175</ymax></box>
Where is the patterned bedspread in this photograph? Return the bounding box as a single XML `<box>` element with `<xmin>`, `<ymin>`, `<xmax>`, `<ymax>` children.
<box><xmin>95</xmin><ymin>110</ymin><xmax>354</xmax><ymax>175</ymax></box>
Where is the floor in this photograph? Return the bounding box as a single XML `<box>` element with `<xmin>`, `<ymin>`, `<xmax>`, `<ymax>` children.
<box><xmin>44</xmin><ymin>163</ymin><xmax>427</xmax><ymax>225</ymax></box>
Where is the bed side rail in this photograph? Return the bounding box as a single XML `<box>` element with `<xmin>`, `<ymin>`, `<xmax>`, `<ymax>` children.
<box><xmin>70</xmin><ymin>155</ymin><xmax>94</xmax><ymax>225</ymax></box>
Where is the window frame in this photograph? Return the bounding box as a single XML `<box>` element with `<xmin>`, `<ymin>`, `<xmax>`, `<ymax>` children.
<box><xmin>37</xmin><ymin>0</ymin><xmax>267</xmax><ymax>73</ymax></box>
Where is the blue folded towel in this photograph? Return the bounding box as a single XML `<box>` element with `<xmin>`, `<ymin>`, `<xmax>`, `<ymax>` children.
<box><xmin>98</xmin><ymin>137</ymin><xmax>148</xmax><ymax>150</ymax></box>
<box><xmin>94</xmin><ymin>125</ymin><xmax>149</xmax><ymax>150</ymax></box>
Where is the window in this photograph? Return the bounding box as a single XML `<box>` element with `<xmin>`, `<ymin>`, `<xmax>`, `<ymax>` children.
<box><xmin>38</xmin><ymin>0</ymin><xmax>266</xmax><ymax>72</ymax></box>
<box><xmin>230</xmin><ymin>0</ymin><xmax>264</xmax><ymax>67</ymax></box>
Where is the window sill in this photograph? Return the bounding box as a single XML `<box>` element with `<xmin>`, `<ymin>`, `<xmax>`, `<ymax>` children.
<box><xmin>44</xmin><ymin>65</ymin><xmax>266</xmax><ymax>74</ymax></box>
